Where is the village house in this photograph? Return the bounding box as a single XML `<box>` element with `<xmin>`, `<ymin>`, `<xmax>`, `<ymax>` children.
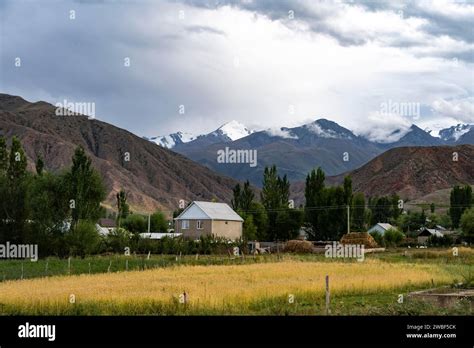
<box><xmin>96</xmin><ymin>218</ymin><xmax>117</xmax><ymax>236</ymax></box>
<box><xmin>174</xmin><ymin>201</ymin><xmax>243</xmax><ymax>240</ymax></box>
<box><xmin>367</xmin><ymin>223</ymin><xmax>396</xmax><ymax>236</ymax></box>
<box><xmin>417</xmin><ymin>226</ymin><xmax>458</xmax><ymax>244</ymax></box>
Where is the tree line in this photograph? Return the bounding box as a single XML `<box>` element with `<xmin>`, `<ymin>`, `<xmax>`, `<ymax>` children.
<box><xmin>233</xmin><ymin>164</ymin><xmax>474</xmax><ymax>242</ymax></box>
<box><xmin>0</xmin><ymin>137</ymin><xmax>105</xmax><ymax>256</ymax></box>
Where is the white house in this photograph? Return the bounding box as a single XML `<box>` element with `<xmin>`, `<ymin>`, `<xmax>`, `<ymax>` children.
<box><xmin>368</xmin><ymin>223</ymin><xmax>396</xmax><ymax>236</ymax></box>
<box><xmin>174</xmin><ymin>201</ymin><xmax>243</xmax><ymax>240</ymax></box>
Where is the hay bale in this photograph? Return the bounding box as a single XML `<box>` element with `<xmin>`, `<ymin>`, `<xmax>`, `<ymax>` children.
<box><xmin>283</xmin><ymin>240</ymin><xmax>314</xmax><ymax>253</ymax></box>
<box><xmin>340</xmin><ymin>232</ymin><xmax>378</xmax><ymax>248</ymax></box>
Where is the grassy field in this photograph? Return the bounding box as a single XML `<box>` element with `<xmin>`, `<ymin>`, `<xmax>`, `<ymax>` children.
<box><xmin>0</xmin><ymin>248</ymin><xmax>473</xmax><ymax>315</ymax></box>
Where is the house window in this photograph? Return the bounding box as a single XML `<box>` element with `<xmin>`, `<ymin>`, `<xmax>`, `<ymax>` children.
<box><xmin>181</xmin><ymin>220</ymin><xmax>189</xmax><ymax>229</ymax></box>
<box><xmin>197</xmin><ymin>220</ymin><xmax>203</xmax><ymax>229</ymax></box>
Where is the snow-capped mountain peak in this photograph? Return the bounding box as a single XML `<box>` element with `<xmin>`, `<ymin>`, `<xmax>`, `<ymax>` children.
<box><xmin>438</xmin><ymin>124</ymin><xmax>472</xmax><ymax>142</ymax></box>
<box><xmin>147</xmin><ymin>120</ymin><xmax>254</xmax><ymax>149</ymax></box>
<box><xmin>302</xmin><ymin>118</ymin><xmax>354</xmax><ymax>139</ymax></box>
<box><xmin>148</xmin><ymin>131</ymin><xmax>197</xmax><ymax>149</ymax></box>
<box><xmin>212</xmin><ymin>120</ymin><xmax>254</xmax><ymax>141</ymax></box>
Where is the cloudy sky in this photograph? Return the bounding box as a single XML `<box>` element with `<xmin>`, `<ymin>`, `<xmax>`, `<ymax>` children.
<box><xmin>1</xmin><ymin>0</ymin><xmax>473</xmax><ymax>140</ymax></box>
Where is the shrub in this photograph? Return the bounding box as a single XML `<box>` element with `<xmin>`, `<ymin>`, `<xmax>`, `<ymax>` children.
<box><xmin>460</xmin><ymin>207</ymin><xmax>474</xmax><ymax>243</ymax></box>
<box><xmin>383</xmin><ymin>228</ymin><xmax>404</xmax><ymax>247</ymax></box>
<box><xmin>369</xmin><ymin>231</ymin><xmax>384</xmax><ymax>247</ymax></box>
<box><xmin>105</xmin><ymin>227</ymin><xmax>133</xmax><ymax>253</ymax></box>
<box><xmin>427</xmin><ymin>234</ymin><xmax>453</xmax><ymax>247</ymax></box>
<box><xmin>66</xmin><ymin>220</ymin><xmax>101</xmax><ymax>257</ymax></box>
<box><xmin>122</xmin><ymin>214</ymin><xmax>147</xmax><ymax>233</ymax></box>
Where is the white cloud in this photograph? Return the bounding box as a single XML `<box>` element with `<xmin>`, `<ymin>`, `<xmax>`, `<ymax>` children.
<box><xmin>264</xmin><ymin>127</ymin><xmax>298</xmax><ymax>139</ymax></box>
<box><xmin>431</xmin><ymin>97</ymin><xmax>474</xmax><ymax>123</ymax></box>
<box><xmin>353</xmin><ymin>112</ymin><xmax>413</xmax><ymax>143</ymax></box>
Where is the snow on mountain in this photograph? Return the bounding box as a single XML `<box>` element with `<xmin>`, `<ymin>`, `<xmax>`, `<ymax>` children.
<box><xmin>148</xmin><ymin>121</ymin><xmax>253</xmax><ymax>149</ymax></box>
<box><xmin>212</xmin><ymin>120</ymin><xmax>254</xmax><ymax>141</ymax></box>
<box><xmin>149</xmin><ymin>131</ymin><xmax>198</xmax><ymax>149</ymax></box>
<box><xmin>264</xmin><ymin>127</ymin><xmax>299</xmax><ymax>139</ymax></box>
<box><xmin>438</xmin><ymin>124</ymin><xmax>472</xmax><ymax>142</ymax></box>
<box><xmin>148</xmin><ymin>119</ymin><xmax>473</xmax><ymax>149</ymax></box>
<box><xmin>304</xmin><ymin>119</ymin><xmax>354</xmax><ymax>139</ymax></box>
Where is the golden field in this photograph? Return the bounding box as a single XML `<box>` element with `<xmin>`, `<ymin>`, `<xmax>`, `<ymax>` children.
<box><xmin>0</xmin><ymin>259</ymin><xmax>457</xmax><ymax>314</ymax></box>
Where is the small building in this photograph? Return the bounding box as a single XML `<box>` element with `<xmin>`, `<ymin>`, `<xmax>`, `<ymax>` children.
<box><xmin>174</xmin><ymin>201</ymin><xmax>243</xmax><ymax>240</ymax></box>
<box><xmin>417</xmin><ymin>227</ymin><xmax>457</xmax><ymax>244</ymax></box>
<box><xmin>368</xmin><ymin>223</ymin><xmax>395</xmax><ymax>236</ymax></box>
<box><xmin>417</xmin><ymin>227</ymin><xmax>444</xmax><ymax>244</ymax></box>
<box><xmin>97</xmin><ymin>218</ymin><xmax>117</xmax><ymax>236</ymax></box>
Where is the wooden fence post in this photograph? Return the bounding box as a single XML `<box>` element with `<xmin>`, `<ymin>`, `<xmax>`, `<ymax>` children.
<box><xmin>325</xmin><ymin>275</ymin><xmax>330</xmax><ymax>315</ymax></box>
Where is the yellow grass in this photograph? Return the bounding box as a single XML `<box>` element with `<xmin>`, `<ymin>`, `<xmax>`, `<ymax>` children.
<box><xmin>0</xmin><ymin>259</ymin><xmax>454</xmax><ymax>311</ymax></box>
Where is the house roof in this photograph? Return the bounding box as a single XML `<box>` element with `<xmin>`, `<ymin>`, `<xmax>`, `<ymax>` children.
<box><xmin>369</xmin><ymin>223</ymin><xmax>394</xmax><ymax>231</ymax></box>
<box><xmin>98</xmin><ymin>218</ymin><xmax>117</xmax><ymax>228</ymax></box>
<box><xmin>175</xmin><ymin>201</ymin><xmax>244</xmax><ymax>222</ymax></box>
<box><xmin>418</xmin><ymin>227</ymin><xmax>444</xmax><ymax>238</ymax></box>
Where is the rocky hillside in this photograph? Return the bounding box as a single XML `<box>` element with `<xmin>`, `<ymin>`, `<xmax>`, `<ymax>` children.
<box><xmin>291</xmin><ymin>144</ymin><xmax>474</xmax><ymax>203</ymax></box>
<box><xmin>0</xmin><ymin>94</ymin><xmax>240</xmax><ymax>213</ymax></box>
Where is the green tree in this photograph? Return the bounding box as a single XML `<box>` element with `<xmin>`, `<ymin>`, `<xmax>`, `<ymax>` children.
<box><xmin>116</xmin><ymin>189</ymin><xmax>130</xmax><ymax>227</ymax></box>
<box><xmin>370</xmin><ymin>196</ymin><xmax>392</xmax><ymax>225</ymax></box>
<box><xmin>248</xmin><ymin>202</ymin><xmax>268</xmax><ymax>241</ymax></box>
<box><xmin>240</xmin><ymin>180</ymin><xmax>255</xmax><ymax>211</ymax></box>
<box><xmin>275</xmin><ymin>209</ymin><xmax>303</xmax><ymax>241</ymax></box>
<box><xmin>122</xmin><ymin>214</ymin><xmax>147</xmax><ymax>233</ymax></box>
<box><xmin>2</xmin><ymin>137</ymin><xmax>29</xmax><ymax>243</ymax></box>
<box><xmin>66</xmin><ymin>147</ymin><xmax>106</xmax><ymax>227</ymax></box>
<box><xmin>343</xmin><ymin>176</ymin><xmax>352</xmax><ymax>206</ymax></box>
<box><xmin>231</xmin><ymin>183</ymin><xmax>241</xmax><ymax>210</ymax></box>
<box><xmin>7</xmin><ymin>136</ymin><xmax>27</xmax><ymax>181</ymax></box>
<box><xmin>0</xmin><ymin>137</ymin><xmax>8</xmax><ymax>175</ymax></box>
<box><xmin>35</xmin><ymin>156</ymin><xmax>44</xmax><ymax>176</ymax></box>
<box><xmin>150</xmin><ymin>211</ymin><xmax>168</xmax><ymax>232</ymax></box>
<box><xmin>261</xmin><ymin>166</ymin><xmax>290</xmax><ymax>240</ymax></box>
<box><xmin>383</xmin><ymin>228</ymin><xmax>404</xmax><ymax>247</ymax></box>
<box><xmin>351</xmin><ymin>192</ymin><xmax>365</xmax><ymax>231</ymax></box>
<box><xmin>450</xmin><ymin>185</ymin><xmax>472</xmax><ymax>228</ymax></box>
<box><xmin>242</xmin><ymin>214</ymin><xmax>257</xmax><ymax>241</ymax></box>
<box><xmin>66</xmin><ymin>220</ymin><xmax>101</xmax><ymax>257</ymax></box>
<box><xmin>28</xmin><ymin>172</ymin><xmax>70</xmax><ymax>256</ymax></box>
<box><xmin>460</xmin><ymin>207</ymin><xmax>474</xmax><ymax>242</ymax></box>
<box><xmin>304</xmin><ymin>167</ymin><xmax>325</xmax><ymax>239</ymax></box>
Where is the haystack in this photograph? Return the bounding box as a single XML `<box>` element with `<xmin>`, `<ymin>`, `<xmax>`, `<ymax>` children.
<box><xmin>283</xmin><ymin>240</ymin><xmax>314</xmax><ymax>253</ymax></box>
<box><xmin>340</xmin><ymin>232</ymin><xmax>378</xmax><ymax>248</ymax></box>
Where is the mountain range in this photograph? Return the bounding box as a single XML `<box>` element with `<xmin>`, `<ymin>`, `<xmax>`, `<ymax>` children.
<box><xmin>151</xmin><ymin>119</ymin><xmax>473</xmax><ymax>186</ymax></box>
<box><xmin>1</xmin><ymin>93</ymin><xmax>472</xmax><ymax>214</ymax></box>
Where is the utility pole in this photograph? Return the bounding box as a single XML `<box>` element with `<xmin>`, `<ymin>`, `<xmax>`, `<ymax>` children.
<box><xmin>347</xmin><ymin>205</ymin><xmax>350</xmax><ymax>234</ymax></box>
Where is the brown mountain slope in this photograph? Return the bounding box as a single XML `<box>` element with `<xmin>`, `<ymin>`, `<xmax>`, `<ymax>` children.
<box><xmin>291</xmin><ymin>145</ymin><xmax>474</xmax><ymax>203</ymax></box>
<box><xmin>0</xmin><ymin>94</ymin><xmax>240</xmax><ymax>213</ymax></box>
